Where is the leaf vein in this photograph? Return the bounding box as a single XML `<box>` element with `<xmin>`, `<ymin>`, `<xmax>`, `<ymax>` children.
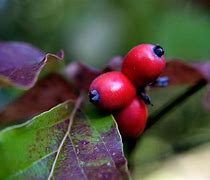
<box><xmin>85</xmin><ymin>114</ymin><xmax>118</xmax><ymax>170</ymax></box>
<box><xmin>47</xmin><ymin>94</ymin><xmax>83</xmax><ymax>180</ymax></box>
<box><xmin>68</xmin><ymin>133</ymin><xmax>88</xmax><ymax>180</ymax></box>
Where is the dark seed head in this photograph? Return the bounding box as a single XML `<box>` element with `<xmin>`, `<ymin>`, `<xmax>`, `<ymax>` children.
<box><xmin>89</xmin><ymin>90</ymin><xmax>100</xmax><ymax>103</ymax></box>
<box><xmin>138</xmin><ymin>90</ymin><xmax>153</xmax><ymax>106</ymax></box>
<box><xmin>153</xmin><ymin>45</ymin><xmax>164</xmax><ymax>58</ymax></box>
<box><xmin>142</xmin><ymin>94</ymin><xmax>153</xmax><ymax>106</ymax></box>
<box><xmin>155</xmin><ymin>76</ymin><xmax>169</xmax><ymax>87</ymax></box>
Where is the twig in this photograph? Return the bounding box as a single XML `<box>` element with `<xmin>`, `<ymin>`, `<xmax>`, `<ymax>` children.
<box><xmin>126</xmin><ymin>79</ymin><xmax>207</xmax><ymax>169</ymax></box>
<box><xmin>146</xmin><ymin>79</ymin><xmax>207</xmax><ymax>129</ymax></box>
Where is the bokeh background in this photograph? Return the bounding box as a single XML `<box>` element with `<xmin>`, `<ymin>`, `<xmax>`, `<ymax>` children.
<box><xmin>1</xmin><ymin>0</ymin><xmax>210</xmax><ymax>179</ymax></box>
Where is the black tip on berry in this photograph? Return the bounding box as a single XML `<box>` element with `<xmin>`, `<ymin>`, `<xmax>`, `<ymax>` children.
<box><xmin>141</xmin><ymin>94</ymin><xmax>153</xmax><ymax>106</ymax></box>
<box><xmin>89</xmin><ymin>90</ymin><xmax>100</xmax><ymax>103</ymax></box>
<box><xmin>138</xmin><ymin>90</ymin><xmax>153</xmax><ymax>106</ymax></box>
<box><xmin>153</xmin><ymin>45</ymin><xmax>164</xmax><ymax>58</ymax></box>
<box><xmin>154</xmin><ymin>76</ymin><xmax>169</xmax><ymax>87</ymax></box>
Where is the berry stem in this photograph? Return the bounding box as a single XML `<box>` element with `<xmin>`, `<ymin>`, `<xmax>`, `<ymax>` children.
<box><xmin>125</xmin><ymin>79</ymin><xmax>207</xmax><ymax>170</ymax></box>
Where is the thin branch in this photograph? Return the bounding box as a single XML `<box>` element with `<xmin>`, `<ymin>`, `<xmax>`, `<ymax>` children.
<box><xmin>146</xmin><ymin>79</ymin><xmax>207</xmax><ymax>130</ymax></box>
<box><xmin>126</xmin><ymin>79</ymin><xmax>207</xmax><ymax>169</ymax></box>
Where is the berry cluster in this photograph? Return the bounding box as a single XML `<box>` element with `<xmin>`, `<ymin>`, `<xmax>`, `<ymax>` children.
<box><xmin>89</xmin><ymin>44</ymin><xmax>166</xmax><ymax>138</ymax></box>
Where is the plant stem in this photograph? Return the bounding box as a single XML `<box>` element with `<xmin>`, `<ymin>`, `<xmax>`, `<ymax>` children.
<box><xmin>126</xmin><ymin>79</ymin><xmax>207</xmax><ymax>169</ymax></box>
<box><xmin>146</xmin><ymin>79</ymin><xmax>207</xmax><ymax>129</ymax></box>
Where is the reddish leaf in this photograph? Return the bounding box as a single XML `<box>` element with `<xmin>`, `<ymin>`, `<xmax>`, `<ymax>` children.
<box><xmin>65</xmin><ymin>57</ymin><xmax>210</xmax><ymax>90</ymax></box>
<box><xmin>65</xmin><ymin>61</ymin><xmax>101</xmax><ymax>90</ymax></box>
<box><xmin>103</xmin><ymin>56</ymin><xmax>123</xmax><ymax>72</ymax></box>
<box><xmin>0</xmin><ymin>74</ymin><xmax>77</xmax><ymax>125</ymax></box>
<box><xmin>65</xmin><ymin>56</ymin><xmax>124</xmax><ymax>91</ymax></box>
<box><xmin>160</xmin><ymin>60</ymin><xmax>204</xmax><ymax>85</ymax></box>
<box><xmin>0</xmin><ymin>42</ymin><xmax>64</xmax><ymax>89</ymax></box>
<box><xmin>104</xmin><ymin>58</ymin><xmax>210</xmax><ymax>86</ymax></box>
<box><xmin>192</xmin><ymin>61</ymin><xmax>210</xmax><ymax>82</ymax></box>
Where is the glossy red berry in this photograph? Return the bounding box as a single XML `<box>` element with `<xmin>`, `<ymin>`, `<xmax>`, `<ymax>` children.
<box><xmin>89</xmin><ymin>71</ymin><xmax>136</xmax><ymax>110</ymax></box>
<box><xmin>122</xmin><ymin>44</ymin><xmax>166</xmax><ymax>87</ymax></box>
<box><xmin>114</xmin><ymin>97</ymin><xmax>148</xmax><ymax>138</ymax></box>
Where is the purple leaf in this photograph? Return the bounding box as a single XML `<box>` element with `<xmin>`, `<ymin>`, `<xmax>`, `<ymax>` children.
<box><xmin>0</xmin><ymin>74</ymin><xmax>77</xmax><ymax>126</ymax></box>
<box><xmin>0</xmin><ymin>42</ymin><xmax>64</xmax><ymax>89</ymax></box>
<box><xmin>192</xmin><ymin>61</ymin><xmax>210</xmax><ymax>82</ymax></box>
<box><xmin>65</xmin><ymin>61</ymin><xmax>101</xmax><ymax>90</ymax></box>
<box><xmin>103</xmin><ymin>56</ymin><xmax>123</xmax><ymax>72</ymax></box>
<box><xmin>160</xmin><ymin>60</ymin><xmax>204</xmax><ymax>85</ymax></box>
<box><xmin>0</xmin><ymin>99</ymin><xmax>130</xmax><ymax>179</ymax></box>
<box><xmin>65</xmin><ymin>56</ymin><xmax>123</xmax><ymax>91</ymax></box>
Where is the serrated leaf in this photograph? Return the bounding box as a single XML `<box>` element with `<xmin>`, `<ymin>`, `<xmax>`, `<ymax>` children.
<box><xmin>0</xmin><ymin>42</ymin><xmax>64</xmax><ymax>89</ymax></box>
<box><xmin>0</xmin><ymin>98</ymin><xmax>129</xmax><ymax>179</ymax></box>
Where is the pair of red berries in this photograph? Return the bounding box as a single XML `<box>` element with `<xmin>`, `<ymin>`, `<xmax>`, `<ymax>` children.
<box><xmin>89</xmin><ymin>44</ymin><xmax>166</xmax><ymax>137</ymax></box>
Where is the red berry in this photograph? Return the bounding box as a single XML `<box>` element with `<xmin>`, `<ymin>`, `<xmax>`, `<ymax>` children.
<box><xmin>122</xmin><ymin>44</ymin><xmax>166</xmax><ymax>87</ymax></box>
<box><xmin>114</xmin><ymin>97</ymin><xmax>148</xmax><ymax>138</ymax></box>
<box><xmin>89</xmin><ymin>71</ymin><xmax>136</xmax><ymax>110</ymax></box>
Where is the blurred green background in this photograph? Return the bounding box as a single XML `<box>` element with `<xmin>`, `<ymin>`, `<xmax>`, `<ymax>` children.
<box><xmin>1</xmin><ymin>0</ymin><xmax>210</xmax><ymax>67</ymax></box>
<box><xmin>1</xmin><ymin>0</ymin><xmax>210</xmax><ymax>179</ymax></box>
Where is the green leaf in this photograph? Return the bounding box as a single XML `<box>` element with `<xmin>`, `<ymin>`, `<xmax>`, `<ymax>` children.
<box><xmin>0</xmin><ymin>97</ymin><xmax>129</xmax><ymax>179</ymax></box>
